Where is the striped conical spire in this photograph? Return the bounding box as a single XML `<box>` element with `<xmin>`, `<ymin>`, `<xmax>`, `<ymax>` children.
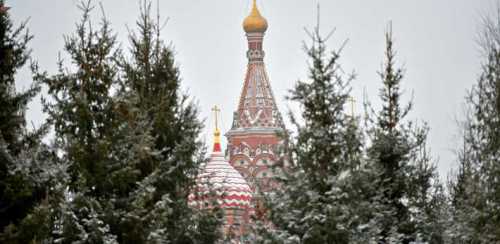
<box><xmin>227</xmin><ymin>4</ymin><xmax>284</xmax><ymax>133</ymax></box>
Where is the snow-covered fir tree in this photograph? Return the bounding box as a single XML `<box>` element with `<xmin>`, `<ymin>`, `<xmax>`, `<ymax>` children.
<box><xmin>449</xmin><ymin>9</ymin><xmax>500</xmax><ymax>243</ymax></box>
<box><xmin>0</xmin><ymin>0</ymin><xmax>66</xmax><ymax>242</ymax></box>
<box><xmin>36</xmin><ymin>1</ymin><xmax>123</xmax><ymax>242</ymax></box>
<box><xmin>36</xmin><ymin>1</ymin><xmax>220</xmax><ymax>243</ymax></box>
<box><xmin>117</xmin><ymin>1</ymin><xmax>220</xmax><ymax>242</ymax></box>
<box><xmin>250</xmin><ymin>23</ymin><xmax>366</xmax><ymax>243</ymax></box>
<box><xmin>364</xmin><ymin>26</ymin><xmax>445</xmax><ymax>244</ymax></box>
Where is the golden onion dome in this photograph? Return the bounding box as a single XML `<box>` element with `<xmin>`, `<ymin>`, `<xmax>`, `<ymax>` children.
<box><xmin>243</xmin><ymin>0</ymin><xmax>268</xmax><ymax>33</ymax></box>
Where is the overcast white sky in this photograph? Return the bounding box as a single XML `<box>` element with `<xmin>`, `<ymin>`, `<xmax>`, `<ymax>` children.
<box><xmin>9</xmin><ymin>0</ymin><xmax>497</xmax><ymax>179</ymax></box>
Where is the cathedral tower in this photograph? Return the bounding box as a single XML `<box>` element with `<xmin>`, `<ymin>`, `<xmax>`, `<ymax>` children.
<box><xmin>226</xmin><ymin>0</ymin><xmax>285</xmax><ymax>193</ymax></box>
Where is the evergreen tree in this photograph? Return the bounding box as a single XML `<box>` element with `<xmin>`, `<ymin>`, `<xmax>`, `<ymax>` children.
<box><xmin>251</xmin><ymin>23</ymin><xmax>365</xmax><ymax>244</ymax></box>
<box><xmin>447</xmin><ymin>126</ymin><xmax>483</xmax><ymax>243</ymax></box>
<box><xmin>0</xmin><ymin>1</ymin><xmax>65</xmax><ymax>242</ymax></box>
<box><xmin>0</xmin><ymin>2</ymin><xmax>35</xmax><ymax>154</ymax></box>
<box><xmin>449</xmin><ymin>9</ymin><xmax>500</xmax><ymax>243</ymax></box>
<box><xmin>36</xmin><ymin>1</ymin><xmax>122</xmax><ymax>242</ymax></box>
<box><xmin>37</xmin><ymin>1</ymin><xmax>220</xmax><ymax>242</ymax></box>
<box><xmin>364</xmin><ymin>26</ymin><xmax>444</xmax><ymax>243</ymax></box>
<box><xmin>117</xmin><ymin>2</ymin><xmax>220</xmax><ymax>242</ymax></box>
<box><xmin>0</xmin><ymin>2</ymin><xmax>37</xmax><ymax>230</ymax></box>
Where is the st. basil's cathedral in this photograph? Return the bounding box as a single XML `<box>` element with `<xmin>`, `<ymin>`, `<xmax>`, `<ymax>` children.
<box><xmin>189</xmin><ymin>0</ymin><xmax>286</xmax><ymax>240</ymax></box>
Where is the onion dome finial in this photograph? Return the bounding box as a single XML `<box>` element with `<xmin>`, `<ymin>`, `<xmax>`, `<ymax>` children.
<box><xmin>243</xmin><ymin>0</ymin><xmax>268</xmax><ymax>33</ymax></box>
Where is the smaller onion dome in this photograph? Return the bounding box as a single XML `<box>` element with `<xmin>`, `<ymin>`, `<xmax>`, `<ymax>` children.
<box><xmin>189</xmin><ymin>109</ymin><xmax>252</xmax><ymax>210</ymax></box>
<box><xmin>190</xmin><ymin>150</ymin><xmax>253</xmax><ymax>210</ymax></box>
<box><xmin>243</xmin><ymin>0</ymin><xmax>268</xmax><ymax>33</ymax></box>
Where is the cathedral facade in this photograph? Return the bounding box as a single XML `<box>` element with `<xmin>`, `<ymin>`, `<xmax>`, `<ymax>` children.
<box><xmin>190</xmin><ymin>0</ymin><xmax>285</xmax><ymax>239</ymax></box>
<box><xmin>226</xmin><ymin>0</ymin><xmax>285</xmax><ymax>195</ymax></box>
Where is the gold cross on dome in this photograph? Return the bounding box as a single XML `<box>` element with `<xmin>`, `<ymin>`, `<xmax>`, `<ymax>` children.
<box><xmin>348</xmin><ymin>96</ymin><xmax>356</xmax><ymax>117</ymax></box>
<box><xmin>211</xmin><ymin>105</ymin><xmax>221</xmax><ymax>130</ymax></box>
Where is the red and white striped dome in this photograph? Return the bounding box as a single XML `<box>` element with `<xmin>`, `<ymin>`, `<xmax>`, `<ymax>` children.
<box><xmin>189</xmin><ymin>127</ymin><xmax>253</xmax><ymax>210</ymax></box>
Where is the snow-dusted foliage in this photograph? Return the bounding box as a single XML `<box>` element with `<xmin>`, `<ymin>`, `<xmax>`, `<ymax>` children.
<box><xmin>33</xmin><ymin>1</ymin><xmax>221</xmax><ymax>243</ymax></box>
<box><xmin>448</xmin><ymin>10</ymin><xmax>500</xmax><ymax>243</ymax></box>
<box><xmin>363</xmin><ymin>27</ymin><xmax>446</xmax><ymax>243</ymax></box>
<box><xmin>249</xmin><ymin>24</ymin><xmax>366</xmax><ymax>243</ymax></box>
<box><xmin>0</xmin><ymin>138</ymin><xmax>68</xmax><ymax>243</ymax></box>
<box><xmin>53</xmin><ymin>194</ymin><xmax>118</xmax><ymax>244</ymax></box>
<box><xmin>115</xmin><ymin>1</ymin><xmax>221</xmax><ymax>242</ymax></box>
<box><xmin>250</xmin><ymin>24</ymin><xmax>446</xmax><ymax>244</ymax></box>
<box><xmin>0</xmin><ymin>0</ymin><xmax>67</xmax><ymax>241</ymax></box>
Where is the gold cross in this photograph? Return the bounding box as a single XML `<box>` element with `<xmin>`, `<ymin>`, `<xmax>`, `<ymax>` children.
<box><xmin>348</xmin><ymin>97</ymin><xmax>356</xmax><ymax>117</ymax></box>
<box><xmin>211</xmin><ymin>105</ymin><xmax>221</xmax><ymax>130</ymax></box>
